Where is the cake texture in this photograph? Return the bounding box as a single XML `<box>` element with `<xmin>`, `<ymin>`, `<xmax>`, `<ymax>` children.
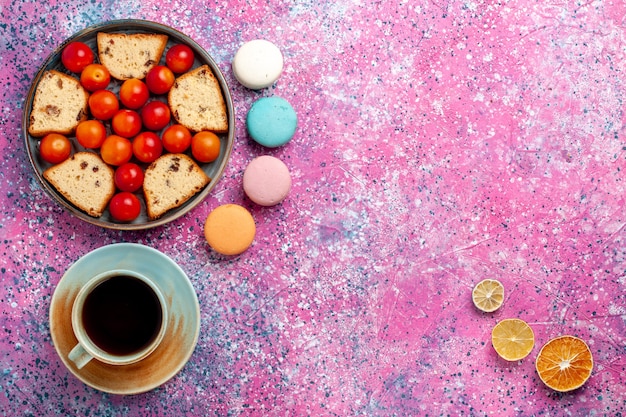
<box><xmin>97</xmin><ymin>32</ymin><xmax>168</xmax><ymax>80</ymax></box>
<box><xmin>143</xmin><ymin>153</ymin><xmax>210</xmax><ymax>220</ymax></box>
<box><xmin>168</xmin><ymin>65</ymin><xmax>228</xmax><ymax>133</ymax></box>
<box><xmin>28</xmin><ymin>70</ymin><xmax>89</xmax><ymax>137</ymax></box>
<box><xmin>43</xmin><ymin>152</ymin><xmax>115</xmax><ymax>217</ymax></box>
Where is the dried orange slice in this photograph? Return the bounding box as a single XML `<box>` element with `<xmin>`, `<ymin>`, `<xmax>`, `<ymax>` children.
<box><xmin>472</xmin><ymin>279</ymin><xmax>504</xmax><ymax>312</ymax></box>
<box><xmin>535</xmin><ymin>335</ymin><xmax>593</xmax><ymax>392</ymax></box>
<box><xmin>491</xmin><ymin>318</ymin><xmax>535</xmax><ymax>361</ymax></box>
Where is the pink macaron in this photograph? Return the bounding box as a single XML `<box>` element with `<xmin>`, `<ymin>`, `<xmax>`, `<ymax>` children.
<box><xmin>243</xmin><ymin>155</ymin><xmax>291</xmax><ymax>206</ymax></box>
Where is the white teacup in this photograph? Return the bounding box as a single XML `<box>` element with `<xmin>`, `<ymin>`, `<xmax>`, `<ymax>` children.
<box><xmin>68</xmin><ymin>269</ymin><xmax>168</xmax><ymax>369</ymax></box>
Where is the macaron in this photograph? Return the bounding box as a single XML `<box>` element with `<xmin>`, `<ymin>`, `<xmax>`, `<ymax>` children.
<box><xmin>232</xmin><ymin>39</ymin><xmax>283</xmax><ymax>90</ymax></box>
<box><xmin>243</xmin><ymin>155</ymin><xmax>291</xmax><ymax>206</ymax></box>
<box><xmin>204</xmin><ymin>204</ymin><xmax>256</xmax><ymax>256</ymax></box>
<box><xmin>246</xmin><ymin>96</ymin><xmax>297</xmax><ymax>148</ymax></box>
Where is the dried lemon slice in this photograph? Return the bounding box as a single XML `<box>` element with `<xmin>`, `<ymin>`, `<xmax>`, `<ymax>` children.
<box><xmin>491</xmin><ymin>318</ymin><xmax>535</xmax><ymax>361</ymax></box>
<box><xmin>536</xmin><ymin>335</ymin><xmax>593</xmax><ymax>392</ymax></box>
<box><xmin>472</xmin><ymin>279</ymin><xmax>504</xmax><ymax>312</ymax></box>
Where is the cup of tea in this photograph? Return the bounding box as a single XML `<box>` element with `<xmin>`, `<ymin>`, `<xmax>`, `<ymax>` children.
<box><xmin>68</xmin><ymin>269</ymin><xmax>168</xmax><ymax>369</ymax></box>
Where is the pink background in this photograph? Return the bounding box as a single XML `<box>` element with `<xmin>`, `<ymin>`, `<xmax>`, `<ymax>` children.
<box><xmin>1</xmin><ymin>0</ymin><xmax>625</xmax><ymax>415</ymax></box>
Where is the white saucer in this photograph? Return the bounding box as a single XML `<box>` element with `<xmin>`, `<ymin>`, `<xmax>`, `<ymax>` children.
<box><xmin>49</xmin><ymin>243</ymin><xmax>200</xmax><ymax>395</ymax></box>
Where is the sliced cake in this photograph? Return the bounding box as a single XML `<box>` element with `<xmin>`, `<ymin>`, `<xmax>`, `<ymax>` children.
<box><xmin>143</xmin><ymin>153</ymin><xmax>211</xmax><ymax>220</ymax></box>
<box><xmin>168</xmin><ymin>65</ymin><xmax>228</xmax><ymax>133</ymax></box>
<box><xmin>28</xmin><ymin>70</ymin><xmax>89</xmax><ymax>137</ymax></box>
<box><xmin>43</xmin><ymin>152</ymin><xmax>115</xmax><ymax>217</ymax></box>
<box><xmin>97</xmin><ymin>32</ymin><xmax>168</xmax><ymax>80</ymax></box>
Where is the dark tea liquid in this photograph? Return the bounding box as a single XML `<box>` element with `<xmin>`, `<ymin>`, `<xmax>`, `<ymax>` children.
<box><xmin>82</xmin><ymin>275</ymin><xmax>162</xmax><ymax>356</ymax></box>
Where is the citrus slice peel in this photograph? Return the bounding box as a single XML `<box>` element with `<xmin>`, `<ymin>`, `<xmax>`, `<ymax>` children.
<box><xmin>535</xmin><ymin>335</ymin><xmax>593</xmax><ymax>392</ymax></box>
<box><xmin>491</xmin><ymin>318</ymin><xmax>535</xmax><ymax>361</ymax></box>
<box><xmin>472</xmin><ymin>279</ymin><xmax>504</xmax><ymax>312</ymax></box>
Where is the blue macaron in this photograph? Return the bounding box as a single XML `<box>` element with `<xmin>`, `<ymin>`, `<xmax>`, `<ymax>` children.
<box><xmin>246</xmin><ymin>97</ymin><xmax>297</xmax><ymax>148</ymax></box>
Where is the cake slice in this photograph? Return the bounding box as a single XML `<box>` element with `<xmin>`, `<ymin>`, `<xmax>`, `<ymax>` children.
<box><xmin>43</xmin><ymin>152</ymin><xmax>115</xmax><ymax>217</ymax></box>
<box><xmin>28</xmin><ymin>70</ymin><xmax>89</xmax><ymax>137</ymax></box>
<box><xmin>168</xmin><ymin>65</ymin><xmax>228</xmax><ymax>133</ymax></box>
<box><xmin>97</xmin><ymin>32</ymin><xmax>168</xmax><ymax>80</ymax></box>
<box><xmin>143</xmin><ymin>153</ymin><xmax>211</xmax><ymax>220</ymax></box>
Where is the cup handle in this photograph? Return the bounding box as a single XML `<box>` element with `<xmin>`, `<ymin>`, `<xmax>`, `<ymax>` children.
<box><xmin>68</xmin><ymin>343</ymin><xmax>93</xmax><ymax>369</ymax></box>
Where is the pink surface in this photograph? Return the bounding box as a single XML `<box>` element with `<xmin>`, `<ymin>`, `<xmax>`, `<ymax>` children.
<box><xmin>0</xmin><ymin>0</ymin><xmax>625</xmax><ymax>415</ymax></box>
